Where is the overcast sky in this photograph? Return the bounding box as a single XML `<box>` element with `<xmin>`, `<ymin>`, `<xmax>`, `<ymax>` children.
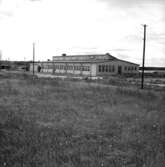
<box><xmin>0</xmin><ymin>0</ymin><xmax>164</xmax><ymax>66</ymax></box>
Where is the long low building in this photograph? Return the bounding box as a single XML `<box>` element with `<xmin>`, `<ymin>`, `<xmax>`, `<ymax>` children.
<box><xmin>30</xmin><ymin>53</ymin><xmax>139</xmax><ymax>77</ymax></box>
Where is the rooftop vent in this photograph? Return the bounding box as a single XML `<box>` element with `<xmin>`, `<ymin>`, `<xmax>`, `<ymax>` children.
<box><xmin>62</xmin><ymin>53</ymin><xmax>67</xmax><ymax>57</ymax></box>
<box><xmin>105</xmin><ymin>53</ymin><xmax>110</xmax><ymax>56</ymax></box>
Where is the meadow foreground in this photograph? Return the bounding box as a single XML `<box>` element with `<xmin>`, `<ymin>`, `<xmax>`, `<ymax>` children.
<box><xmin>0</xmin><ymin>74</ymin><xmax>165</xmax><ymax>167</ymax></box>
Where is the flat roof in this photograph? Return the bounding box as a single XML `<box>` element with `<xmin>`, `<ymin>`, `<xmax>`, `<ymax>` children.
<box><xmin>51</xmin><ymin>59</ymin><xmax>139</xmax><ymax>66</ymax></box>
<box><xmin>52</xmin><ymin>53</ymin><xmax>139</xmax><ymax>66</ymax></box>
<box><xmin>53</xmin><ymin>53</ymin><xmax>115</xmax><ymax>58</ymax></box>
<box><xmin>53</xmin><ymin>53</ymin><xmax>117</xmax><ymax>61</ymax></box>
<box><xmin>29</xmin><ymin>54</ymin><xmax>139</xmax><ymax>66</ymax></box>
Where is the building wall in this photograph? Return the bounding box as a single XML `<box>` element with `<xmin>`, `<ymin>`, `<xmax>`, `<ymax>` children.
<box><xmin>40</xmin><ymin>62</ymin><xmax>54</xmax><ymax>73</ymax></box>
<box><xmin>90</xmin><ymin>64</ymin><xmax>97</xmax><ymax>76</ymax></box>
<box><xmin>30</xmin><ymin>59</ymin><xmax>139</xmax><ymax>77</ymax></box>
<box><xmin>53</xmin><ymin>63</ymin><xmax>92</xmax><ymax>76</ymax></box>
<box><xmin>30</xmin><ymin>62</ymin><xmax>53</xmax><ymax>73</ymax></box>
<box><xmin>96</xmin><ymin>60</ymin><xmax>139</xmax><ymax>76</ymax></box>
<box><xmin>42</xmin><ymin>69</ymin><xmax>53</xmax><ymax>73</ymax></box>
<box><xmin>30</xmin><ymin>63</ymin><xmax>41</xmax><ymax>72</ymax></box>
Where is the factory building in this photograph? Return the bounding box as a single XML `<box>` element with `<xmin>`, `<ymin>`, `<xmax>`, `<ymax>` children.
<box><xmin>30</xmin><ymin>53</ymin><xmax>139</xmax><ymax>77</ymax></box>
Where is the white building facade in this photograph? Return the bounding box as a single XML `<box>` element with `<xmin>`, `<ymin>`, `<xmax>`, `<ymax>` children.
<box><xmin>30</xmin><ymin>53</ymin><xmax>139</xmax><ymax>77</ymax></box>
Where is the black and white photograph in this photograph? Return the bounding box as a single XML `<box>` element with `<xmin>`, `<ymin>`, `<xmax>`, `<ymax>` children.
<box><xmin>0</xmin><ymin>0</ymin><xmax>165</xmax><ymax>166</ymax></box>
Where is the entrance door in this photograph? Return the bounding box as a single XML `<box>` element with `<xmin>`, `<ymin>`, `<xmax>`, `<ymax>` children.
<box><xmin>37</xmin><ymin>65</ymin><xmax>41</xmax><ymax>72</ymax></box>
<box><xmin>118</xmin><ymin>66</ymin><xmax>122</xmax><ymax>74</ymax></box>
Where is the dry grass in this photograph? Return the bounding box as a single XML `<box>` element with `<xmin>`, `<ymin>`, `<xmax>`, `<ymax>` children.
<box><xmin>0</xmin><ymin>73</ymin><xmax>165</xmax><ymax>167</ymax></box>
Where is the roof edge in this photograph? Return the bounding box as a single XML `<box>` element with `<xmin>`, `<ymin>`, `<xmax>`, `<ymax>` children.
<box><xmin>115</xmin><ymin>58</ymin><xmax>139</xmax><ymax>66</ymax></box>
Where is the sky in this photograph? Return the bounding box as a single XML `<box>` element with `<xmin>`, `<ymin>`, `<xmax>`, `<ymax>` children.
<box><xmin>0</xmin><ymin>0</ymin><xmax>164</xmax><ymax>66</ymax></box>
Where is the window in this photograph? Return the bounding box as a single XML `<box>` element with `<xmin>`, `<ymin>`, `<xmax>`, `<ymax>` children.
<box><xmin>112</xmin><ymin>65</ymin><xmax>115</xmax><ymax>72</ymax></box>
<box><xmin>99</xmin><ymin>65</ymin><xmax>101</xmax><ymax>72</ymax></box>
<box><xmin>135</xmin><ymin>67</ymin><xmax>137</xmax><ymax>71</ymax></box>
<box><xmin>125</xmin><ymin>66</ymin><xmax>127</xmax><ymax>71</ymax></box>
<box><xmin>108</xmin><ymin>65</ymin><xmax>111</xmax><ymax>72</ymax></box>
<box><xmin>84</xmin><ymin>66</ymin><xmax>89</xmax><ymax>71</ymax></box>
<box><xmin>106</xmin><ymin>65</ymin><xmax>108</xmax><ymax>72</ymax></box>
<box><xmin>102</xmin><ymin>65</ymin><xmax>105</xmax><ymax>72</ymax></box>
<box><xmin>48</xmin><ymin>65</ymin><xmax>51</xmax><ymax>69</ymax></box>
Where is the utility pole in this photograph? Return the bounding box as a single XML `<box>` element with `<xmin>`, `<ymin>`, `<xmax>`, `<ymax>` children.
<box><xmin>33</xmin><ymin>42</ymin><xmax>35</xmax><ymax>76</ymax></box>
<box><xmin>0</xmin><ymin>51</ymin><xmax>1</xmax><ymax>71</ymax></box>
<box><xmin>141</xmin><ymin>24</ymin><xmax>147</xmax><ymax>89</ymax></box>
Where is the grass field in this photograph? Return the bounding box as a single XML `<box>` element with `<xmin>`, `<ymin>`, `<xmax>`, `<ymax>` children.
<box><xmin>0</xmin><ymin>73</ymin><xmax>165</xmax><ymax>167</ymax></box>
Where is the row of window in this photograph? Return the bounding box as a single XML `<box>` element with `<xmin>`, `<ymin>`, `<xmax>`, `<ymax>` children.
<box><xmin>42</xmin><ymin>65</ymin><xmax>53</xmax><ymax>69</ymax></box>
<box><xmin>41</xmin><ymin>64</ymin><xmax>90</xmax><ymax>71</ymax></box>
<box><xmin>125</xmin><ymin>66</ymin><xmax>137</xmax><ymax>71</ymax></box>
<box><xmin>54</xmin><ymin>65</ymin><xmax>90</xmax><ymax>71</ymax></box>
<box><xmin>42</xmin><ymin>64</ymin><xmax>137</xmax><ymax>72</ymax></box>
<box><xmin>98</xmin><ymin>65</ymin><xmax>137</xmax><ymax>73</ymax></box>
<box><xmin>99</xmin><ymin>65</ymin><xmax>115</xmax><ymax>73</ymax></box>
